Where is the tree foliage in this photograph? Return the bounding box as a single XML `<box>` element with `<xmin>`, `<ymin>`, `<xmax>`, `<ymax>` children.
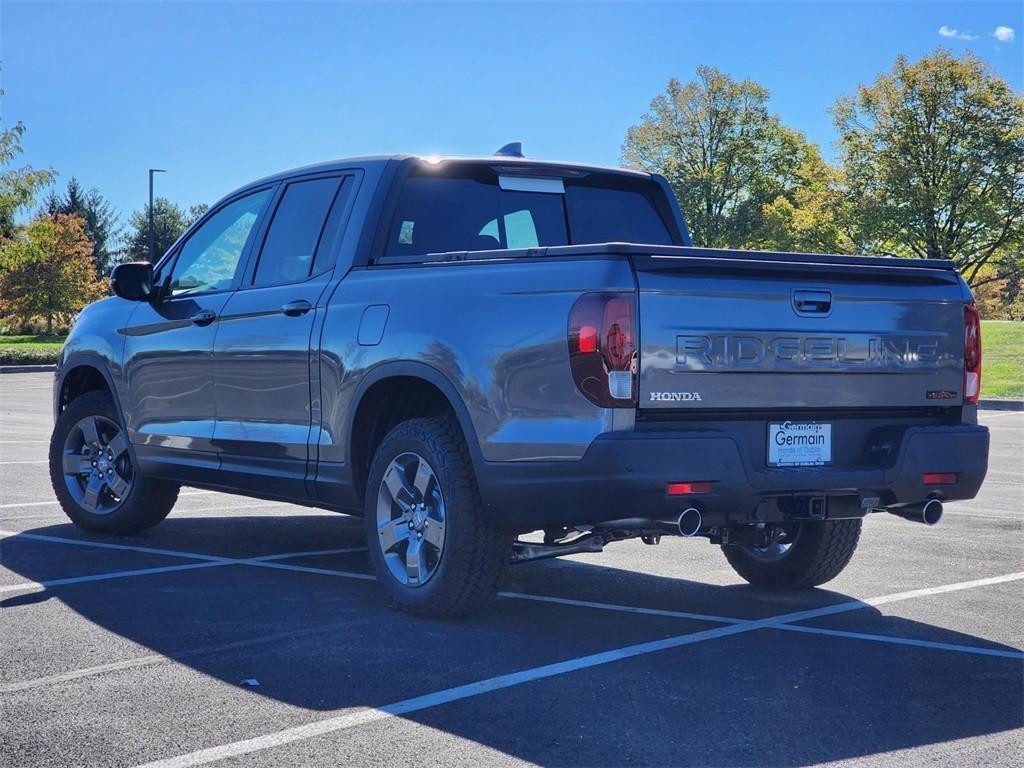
<box><xmin>622</xmin><ymin>66</ymin><xmax>821</xmax><ymax>248</ymax></box>
<box><xmin>124</xmin><ymin>197</ymin><xmax>191</xmax><ymax>262</ymax></box>
<box><xmin>0</xmin><ymin>214</ymin><xmax>105</xmax><ymax>333</ymax></box>
<box><xmin>833</xmin><ymin>49</ymin><xmax>1024</xmax><ymax>284</ymax></box>
<box><xmin>0</xmin><ymin>118</ymin><xmax>55</xmax><ymax>241</ymax></box>
<box><xmin>42</xmin><ymin>178</ymin><xmax>120</xmax><ymax>276</ymax></box>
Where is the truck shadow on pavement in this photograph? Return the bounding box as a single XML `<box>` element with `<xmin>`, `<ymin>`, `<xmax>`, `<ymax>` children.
<box><xmin>2</xmin><ymin>513</ymin><xmax>1022</xmax><ymax>766</ymax></box>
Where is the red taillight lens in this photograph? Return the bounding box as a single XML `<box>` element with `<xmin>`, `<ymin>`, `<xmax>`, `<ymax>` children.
<box><xmin>568</xmin><ymin>292</ymin><xmax>637</xmax><ymax>407</ymax></box>
<box><xmin>964</xmin><ymin>303</ymin><xmax>982</xmax><ymax>405</ymax></box>
<box><xmin>666</xmin><ymin>481</ymin><xmax>713</xmax><ymax>496</ymax></box>
<box><xmin>922</xmin><ymin>472</ymin><xmax>957</xmax><ymax>486</ymax></box>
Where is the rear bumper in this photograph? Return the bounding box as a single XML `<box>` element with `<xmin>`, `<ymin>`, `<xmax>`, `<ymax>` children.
<box><xmin>476</xmin><ymin>423</ymin><xmax>989</xmax><ymax>532</ymax></box>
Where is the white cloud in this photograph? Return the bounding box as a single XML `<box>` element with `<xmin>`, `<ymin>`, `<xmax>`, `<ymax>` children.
<box><xmin>938</xmin><ymin>25</ymin><xmax>979</xmax><ymax>40</ymax></box>
<box><xmin>993</xmin><ymin>26</ymin><xmax>1015</xmax><ymax>43</ymax></box>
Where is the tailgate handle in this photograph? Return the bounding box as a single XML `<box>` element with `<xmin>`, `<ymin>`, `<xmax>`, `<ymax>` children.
<box><xmin>793</xmin><ymin>290</ymin><xmax>832</xmax><ymax>315</ymax></box>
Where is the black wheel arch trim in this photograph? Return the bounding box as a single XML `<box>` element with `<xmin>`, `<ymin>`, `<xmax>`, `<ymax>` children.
<box><xmin>346</xmin><ymin>360</ymin><xmax>485</xmax><ymax>470</ymax></box>
<box><xmin>54</xmin><ymin>356</ymin><xmax>135</xmax><ymax>461</ymax></box>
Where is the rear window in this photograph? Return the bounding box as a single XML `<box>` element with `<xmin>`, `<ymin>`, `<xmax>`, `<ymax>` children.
<box><xmin>383</xmin><ymin>168</ymin><xmax>673</xmax><ymax>260</ymax></box>
<box><xmin>566</xmin><ymin>186</ymin><xmax>673</xmax><ymax>246</ymax></box>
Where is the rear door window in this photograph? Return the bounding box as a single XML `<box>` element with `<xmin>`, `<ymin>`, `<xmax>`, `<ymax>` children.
<box><xmin>253</xmin><ymin>177</ymin><xmax>341</xmax><ymax>286</ymax></box>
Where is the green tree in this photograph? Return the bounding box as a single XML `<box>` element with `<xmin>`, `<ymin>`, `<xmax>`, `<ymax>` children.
<box><xmin>833</xmin><ymin>50</ymin><xmax>1024</xmax><ymax>285</ymax></box>
<box><xmin>0</xmin><ymin>116</ymin><xmax>55</xmax><ymax>241</ymax></box>
<box><xmin>124</xmin><ymin>197</ymin><xmax>190</xmax><ymax>262</ymax></box>
<box><xmin>42</xmin><ymin>178</ymin><xmax>120</xmax><ymax>276</ymax></box>
<box><xmin>0</xmin><ymin>214</ymin><xmax>105</xmax><ymax>333</ymax></box>
<box><xmin>186</xmin><ymin>203</ymin><xmax>209</xmax><ymax>226</ymax></box>
<box><xmin>622</xmin><ymin>66</ymin><xmax>821</xmax><ymax>248</ymax></box>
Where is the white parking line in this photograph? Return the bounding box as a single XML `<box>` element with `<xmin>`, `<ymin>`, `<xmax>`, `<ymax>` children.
<box><xmin>0</xmin><ymin>500</ymin><xmax>309</xmax><ymax>522</ymax></box>
<box><xmin>0</xmin><ymin>459</ymin><xmax>48</xmax><ymax>465</ymax></box>
<box><xmin>8</xmin><ymin>526</ymin><xmax>1020</xmax><ymax>661</ymax></box>
<box><xmin>978</xmin><ymin>409</ymin><xmax>1024</xmax><ymax>419</ymax></box>
<box><xmin>0</xmin><ymin>561</ymin><xmax>230</xmax><ymax>594</ymax></box>
<box><xmin>0</xmin><ymin>536</ymin><xmax>367</xmax><ymax>594</ymax></box>
<box><xmin>132</xmin><ymin>570</ymin><xmax>1024</xmax><ymax>768</ymax></box>
<box><xmin>0</xmin><ymin>618</ymin><xmax>372</xmax><ymax>694</ymax></box>
<box><xmin>0</xmin><ymin>490</ymin><xmax>214</xmax><ymax>510</ymax></box>
<box><xmin>773</xmin><ymin>624</ymin><xmax>1024</xmax><ymax>660</ymax></box>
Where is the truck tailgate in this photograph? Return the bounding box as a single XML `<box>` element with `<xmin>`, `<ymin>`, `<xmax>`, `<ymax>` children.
<box><xmin>632</xmin><ymin>248</ymin><xmax>967</xmax><ymax>411</ymax></box>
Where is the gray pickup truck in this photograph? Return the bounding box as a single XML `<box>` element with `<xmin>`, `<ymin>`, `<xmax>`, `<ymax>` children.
<box><xmin>49</xmin><ymin>146</ymin><xmax>990</xmax><ymax>616</ymax></box>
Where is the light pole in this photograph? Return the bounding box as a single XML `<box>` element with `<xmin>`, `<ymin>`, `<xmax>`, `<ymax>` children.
<box><xmin>148</xmin><ymin>168</ymin><xmax>166</xmax><ymax>261</ymax></box>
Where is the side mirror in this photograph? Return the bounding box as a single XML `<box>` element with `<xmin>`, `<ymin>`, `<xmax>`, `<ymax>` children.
<box><xmin>110</xmin><ymin>262</ymin><xmax>154</xmax><ymax>301</ymax></box>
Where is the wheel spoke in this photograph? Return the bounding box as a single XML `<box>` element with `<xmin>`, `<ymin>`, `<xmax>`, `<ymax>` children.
<box><xmin>423</xmin><ymin>517</ymin><xmax>445</xmax><ymax>549</ymax></box>
<box><xmin>412</xmin><ymin>458</ymin><xmax>433</xmax><ymax>499</ymax></box>
<box><xmin>81</xmin><ymin>475</ymin><xmax>103</xmax><ymax>512</ymax></box>
<box><xmin>106</xmin><ymin>431</ymin><xmax>129</xmax><ymax>459</ymax></box>
<box><xmin>62</xmin><ymin>452</ymin><xmax>92</xmax><ymax>476</ymax></box>
<box><xmin>106</xmin><ymin>470</ymin><xmax>130</xmax><ymax>498</ymax></box>
<box><xmin>405</xmin><ymin>536</ymin><xmax>426</xmax><ymax>584</ymax></box>
<box><xmin>378</xmin><ymin>515</ymin><xmax>411</xmax><ymax>552</ymax></box>
<box><xmin>79</xmin><ymin>416</ymin><xmax>101</xmax><ymax>446</ymax></box>
<box><xmin>403</xmin><ymin>536</ymin><xmax>428</xmax><ymax>585</ymax></box>
<box><xmin>383</xmin><ymin>465</ymin><xmax>414</xmax><ymax>511</ymax></box>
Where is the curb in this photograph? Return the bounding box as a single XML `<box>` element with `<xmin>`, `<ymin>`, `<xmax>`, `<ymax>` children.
<box><xmin>978</xmin><ymin>399</ymin><xmax>1023</xmax><ymax>412</ymax></box>
<box><xmin>0</xmin><ymin>364</ymin><xmax>56</xmax><ymax>374</ymax></box>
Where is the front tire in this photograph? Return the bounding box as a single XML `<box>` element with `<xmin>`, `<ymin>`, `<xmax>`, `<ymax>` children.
<box><xmin>49</xmin><ymin>390</ymin><xmax>179</xmax><ymax>534</ymax></box>
<box><xmin>364</xmin><ymin>415</ymin><xmax>510</xmax><ymax>618</ymax></box>
<box><xmin>722</xmin><ymin>519</ymin><xmax>862</xmax><ymax>589</ymax></box>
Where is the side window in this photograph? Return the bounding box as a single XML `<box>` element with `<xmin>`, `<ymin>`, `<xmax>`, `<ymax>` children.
<box><xmin>168</xmin><ymin>190</ymin><xmax>270</xmax><ymax>297</ymax></box>
<box><xmin>253</xmin><ymin>177</ymin><xmax>341</xmax><ymax>287</ymax></box>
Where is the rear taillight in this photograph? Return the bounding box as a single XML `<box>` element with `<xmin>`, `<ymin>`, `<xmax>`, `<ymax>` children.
<box><xmin>568</xmin><ymin>292</ymin><xmax>637</xmax><ymax>407</ymax></box>
<box><xmin>964</xmin><ymin>303</ymin><xmax>982</xmax><ymax>405</ymax></box>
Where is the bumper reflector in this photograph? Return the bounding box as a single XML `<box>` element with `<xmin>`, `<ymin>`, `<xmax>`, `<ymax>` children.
<box><xmin>667</xmin><ymin>481</ymin><xmax>713</xmax><ymax>496</ymax></box>
<box><xmin>922</xmin><ymin>472</ymin><xmax>957</xmax><ymax>486</ymax></box>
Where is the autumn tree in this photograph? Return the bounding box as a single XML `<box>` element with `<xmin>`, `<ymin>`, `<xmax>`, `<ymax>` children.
<box><xmin>0</xmin><ymin>214</ymin><xmax>105</xmax><ymax>333</ymax></box>
<box><xmin>833</xmin><ymin>50</ymin><xmax>1024</xmax><ymax>286</ymax></box>
<box><xmin>622</xmin><ymin>67</ymin><xmax>821</xmax><ymax>248</ymax></box>
<box><xmin>42</xmin><ymin>178</ymin><xmax>121</xmax><ymax>276</ymax></box>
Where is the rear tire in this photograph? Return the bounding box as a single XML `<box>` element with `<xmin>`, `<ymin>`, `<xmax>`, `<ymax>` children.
<box><xmin>722</xmin><ymin>519</ymin><xmax>862</xmax><ymax>589</ymax></box>
<box><xmin>49</xmin><ymin>390</ymin><xmax>179</xmax><ymax>534</ymax></box>
<box><xmin>364</xmin><ymin>415</ymin><xmax>510</xmax><ymax>618</ymax></box>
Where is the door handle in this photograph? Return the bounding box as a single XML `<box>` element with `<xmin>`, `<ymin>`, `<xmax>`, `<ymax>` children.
<box><xmin>190</xmin><ymin>309</ymin><xmax>217</xmax><ymax>326</ymax></box>
<box><xmin>793</xmin><ymin>290</ymin><xmax>832</xmax><ymax>315</ymax></box>
<box><xmin>281</xmin><ymin>300</ymin><xmax>313</xmax><ymax>317</ymax></box>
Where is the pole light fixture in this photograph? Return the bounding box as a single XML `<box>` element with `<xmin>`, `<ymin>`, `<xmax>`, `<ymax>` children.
<box><xmin>148</xmin><ymin>168</ymin><xmax>166</xmax><ymax>262</ymax></box>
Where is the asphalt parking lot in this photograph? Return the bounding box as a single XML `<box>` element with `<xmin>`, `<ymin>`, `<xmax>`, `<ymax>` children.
<box><xmin>1</xmin><ymin>371</ymin><xmax>1021</xmax><ymax>768</ymax></box>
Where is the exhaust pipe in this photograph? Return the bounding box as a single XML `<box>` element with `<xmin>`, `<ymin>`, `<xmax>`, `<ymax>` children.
<box><xmin>677</xmin><ymin>507</ymin><xmax>703</xmax><ymax>537</ymax></box>
<box><xmin>888</xmin><ymin>499</ymin><xmax>943</xmax><ymax>526</ymax></box>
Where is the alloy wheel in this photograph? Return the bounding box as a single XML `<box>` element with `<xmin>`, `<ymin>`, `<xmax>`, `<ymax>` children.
<box><xmin>375</xmin><ymin>451</ymin><xmax>447</xmax><ymax>586</ymax></box>
<box><xmin>61</xmin><ymin>415</ymin><xmax>133</xmax><ymax>515</ymax></box>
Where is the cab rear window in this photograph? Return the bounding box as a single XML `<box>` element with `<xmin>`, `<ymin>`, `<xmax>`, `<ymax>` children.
<box><xmin>383</xmin><ymin>169</ymin><xmax>674</xmax><ymax>260</ymax></box>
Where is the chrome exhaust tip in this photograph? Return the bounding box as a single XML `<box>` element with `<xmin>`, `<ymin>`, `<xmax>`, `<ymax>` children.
<box><xmin>677</xmin><ymin>507</ymin><xmax>703</xmax><ymax>537</ymax></box>
<box><xmin>888</xmin><ymin>499</ymin><xmax>943</xmax><ymax>526</ymax></box>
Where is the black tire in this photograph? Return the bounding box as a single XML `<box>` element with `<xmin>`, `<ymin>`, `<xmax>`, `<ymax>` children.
<box><xmin>722</xmin><ymin>519</ymin><xmax>862</xmax><ymax>589</ymax></box>
<box><xmin>364</xmin><ymin>415</ymin><xmax>510</xmax><ymax>618</ymax></box>
<box><xmin>49</xmin><ymin>390</ymin><xmax>179</xmax><ymax>534</ymax></box>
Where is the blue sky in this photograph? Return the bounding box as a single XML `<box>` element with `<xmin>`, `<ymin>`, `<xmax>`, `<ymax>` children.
<box><xmin>3</xmin><ymin>1</ymin><xmax>1021</xmax><ymax>227</ymax></box>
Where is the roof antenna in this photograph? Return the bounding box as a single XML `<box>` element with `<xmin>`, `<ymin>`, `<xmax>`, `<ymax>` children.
<box><xmin>494</xmin><ymin>141</ymin><xmax>524</xmax><ymax>158</ymax></box>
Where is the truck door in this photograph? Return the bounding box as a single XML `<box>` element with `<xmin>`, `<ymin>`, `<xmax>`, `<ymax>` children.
<box><xmin>122</xmin><ymin>189</ymin><xmax>273</xmax><ymax>468</ymax></box>
<box><xmin>211</xmin><ymin>174</ymin><xmax>356</xmax><ymax>499</ymax></box>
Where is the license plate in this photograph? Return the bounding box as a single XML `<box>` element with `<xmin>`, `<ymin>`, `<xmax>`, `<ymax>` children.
<box><xmin>768</xmin><ymin>421</ymin><xmax>832</xmax><ymax>467</ymax></box>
